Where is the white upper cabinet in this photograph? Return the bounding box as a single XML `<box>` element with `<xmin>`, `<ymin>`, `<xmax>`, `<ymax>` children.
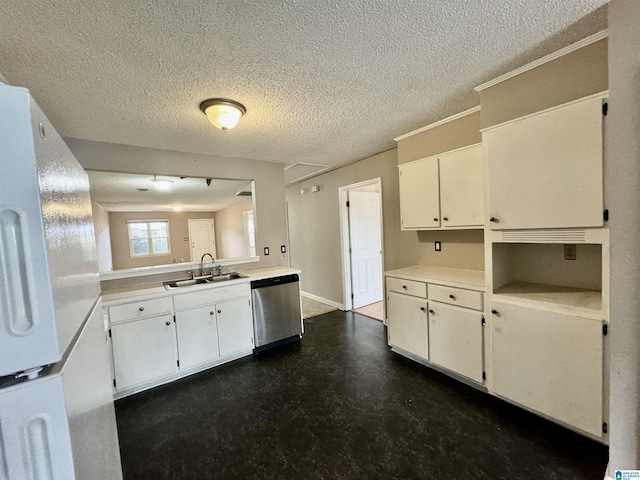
<box><xmin>485</xmin><ymin>96</ymin><xmax>604</xmax><ymax>230</ymax></box>
<box><xmin>399</xmin><ymin>144</ymin><xmax>483</xmax><ymax>230</ymax></box>
<box><xmin>439</xmin><ymin>145</ymin><xmax>484</xmax><ymax>228</ymax></box>
<box><xmin>399</xmin><ymin>156</ymin><xmax>440</xmax><ymax>229</ymax></box>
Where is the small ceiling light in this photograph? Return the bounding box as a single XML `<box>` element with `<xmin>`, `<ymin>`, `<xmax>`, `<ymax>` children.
<box><xmin>151</xmin><ymin>175</ymin><xmax>173</xmax><ymax>190</ymax></box>
<box><xmin>172</xmin><ymin>205</ymin><xmax>183</xmax><ymax>211</ymax></box>
<box><xmin>200</xmin><ymin>98</ymin><xmax>246</xmax><ymax>131</ymax></box>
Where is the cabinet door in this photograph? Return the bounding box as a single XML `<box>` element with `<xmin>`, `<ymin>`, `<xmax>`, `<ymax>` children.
<box><xmin>175</xmin><ymin>305</ymin><xmax>220</xmax><ymax>370</ymax></box>
<box><xmin>399</xmin><ymin>157</ymin><xmax>440</xmax><ymax>229</ymax></box>
<box><xmin>428</xmin><ymin>302</ymin><xmax>483</xmax><ymax>382</ymax></box>
<box><xmin>490</xmin><ymin>301</ymin><xmax>603</xmax><ymax>437</ymax></box>
<box><xmin>387</xmin><ymin>291</ymin><xmax>428</xmax><ymax>359</ymax></box>
<box><xmin>216</xmin><ymin>297</ymin><xmax>254</xmax><ymax>357</ymax></box>
<box><xmin>439</xmin><ymin>145</ymin><xmax>483</xmax><ymax>227</ymax></box>
<box><xmin>111</xmin><ymin>315</ymin><xmax>178</xmax><ymax>391</ymax></box>
<box><xmin>486</xmin><ymin>97</ymin><xmax>603</xmax><ymax>230</ymax></box>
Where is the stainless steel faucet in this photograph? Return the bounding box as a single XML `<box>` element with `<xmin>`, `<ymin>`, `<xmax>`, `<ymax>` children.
<box><xmin>200</xmin><ymin>253</ymin><xmax>215</xmax><ymax>277</ymax></box>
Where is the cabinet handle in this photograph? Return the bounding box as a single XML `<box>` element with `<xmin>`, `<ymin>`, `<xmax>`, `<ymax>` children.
<box><xmin>429</xmin><ymin>309</ymin><xmax>435</xmax><ymax>314</ymax></box>
<box><xmin>139</xmin><ymin>307</ymin><xmax>145</xmax><ymax>312</ymax></box>
<box><xmin>209</xmin><ymin>311</ymin><xmax>215</xmax><ymax>316</ymax></box>
<box><xmin>165</xmin><ymin>321</ymin><xmax>171</xmax><ymax>326</ymax></box>
<box><xmin>449</xmin><ymin>294</ymin><xmax>456</xmax><ymax>300</ymax></box>
<box><xmin>433</xmin><ymin>218</ymin><xmax>438</xmax><ymax>222</ymax></box>
<box><xmin>489</xmin><ymin>217</ymin><xmax>499</xmax><ymax>223</ymax></box>
<box><xmin>217</xmin><ymin>310</ymin><xmax>222</xmax><ymax>314</ymax></box>
<box><xmin>443</xmin><ymin>217</ymin><xmax>449</xmax><ymax>221</ymax></box>
<box><xmin>491</xmin><ymin>309</ymin><xmax>498</xmax><ymax>315</ymax></box>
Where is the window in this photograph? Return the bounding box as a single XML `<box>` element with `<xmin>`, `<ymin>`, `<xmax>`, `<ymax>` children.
<box><xmin>127</xmin><ymin>220</ymin><xmax>171</xmax><ymax>257</ymax></box>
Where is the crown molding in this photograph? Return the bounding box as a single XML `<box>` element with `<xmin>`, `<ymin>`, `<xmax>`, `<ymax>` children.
<box><xmin>393</xmin><ymin>105</ymin><xmax>481</xmax><ymax>142</ymax></box>
<box><xmin>474</xmin><ymin>30</ymin><xmax>608</xmax><ymax>92</ymax></box>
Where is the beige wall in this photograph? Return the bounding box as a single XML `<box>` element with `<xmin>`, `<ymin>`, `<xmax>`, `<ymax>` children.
<box><xmin>91</xmin><ymin>201</ymin><xmax>113</xmax><ymax>271</ymax></box>
<box><xmin>606</xmin><ymin>0</ymin><xmax>640</xmax><ymax>471</ymax></box>
<box><xmin>214</xmin><ymin>199</ymin><xmax>253</xmax><ymax>259</ymax></box>
<box><xmin>286</xmin><ymin>148</ymin><xmax>484</xmax><ymax>305</ymax></box>
<box><xmin>480</xmin><ymin>39</ymin><xmax>608</xmax><ymax>129</ymax></box>
<box><xmin>67</xmin><ymin>139</ymin><xmax>289</xmax><ymax>271</ymax></box>
<box><xmin>108</xmin><ymin>211</ymin><xmax>216</xmax><ymax>270</ymax></box>
<box><xmin>397</xmin><ymin>110</ymin><xmax>481</xmax><ymax>164</ymax></box>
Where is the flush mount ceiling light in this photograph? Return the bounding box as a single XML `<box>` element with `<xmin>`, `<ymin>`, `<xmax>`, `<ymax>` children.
<box><xmin>172</xmin><ymin>205</ymin><xmax>183</xmax><ymax>211</ymax></box>
<box><xmin>199</xmin><ymin>98</ymin><xmax>246</xmax><ymax>131</ymax></box>
<box><xmin>151</xmin><ymin>175</ymin><xmax>173</xmax><ymax>190</ymax></box>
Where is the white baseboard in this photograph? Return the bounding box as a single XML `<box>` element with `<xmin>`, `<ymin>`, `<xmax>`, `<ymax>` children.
<box><xmin>301</xmin><ymin>291</ymin><xmax>345</xmax><ymax>310</ymax></box>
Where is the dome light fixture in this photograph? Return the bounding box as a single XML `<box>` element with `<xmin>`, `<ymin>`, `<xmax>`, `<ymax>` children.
<box><xmin>151</xmin><ymin>175</ymin><xmax>173</xmax><ymax>190</ymax></box>
<box><xmin>172</xmin><ymin>205</ymin><xmax>183</xmax><ymax>211</ymax></box>
<box><xmin>200</xmin><ymin>98</ymin><xmax>246</xmax><ymax>131</ymax></box>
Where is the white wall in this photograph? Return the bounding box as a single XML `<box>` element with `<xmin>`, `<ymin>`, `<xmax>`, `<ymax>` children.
<box><xmin>67</xmin><ymin>139</ymin><xmax>289</xmax><ymax>271</ymax></box>
<box><xmin>606</xmin><ymin>0</ymin><xmax>640</xmax><ymax>472</ymax></box>
<box><xmin>91</xmin><ymin>201</ymin><xmax>113</xmax><ymax>271</ymax></box>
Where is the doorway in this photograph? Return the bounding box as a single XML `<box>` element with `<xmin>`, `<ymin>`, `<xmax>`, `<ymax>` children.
<box><xmin>339</xmin><ymin>178</ymin><xmax>384</xmax><ymax>316</ymax></box>
<box><xmin>188</xmin><ymin>218</ymin><xmax>216</xmax><ymax>261</ymax></box>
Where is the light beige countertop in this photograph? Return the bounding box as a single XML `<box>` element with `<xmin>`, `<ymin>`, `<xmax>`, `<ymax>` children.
<box><xmin>101</xmin><ymin>266</ymin><xmax>300</xmax><ymax>304</ymax></box>
<box><xmin>492</xmin><ymin>281</ymin><xmax>602</xmax><ymax>319</ymax></box>
<box><xmin>384</xmin><ymin>266</ymin><xmax>485</xmax><ymax>292</ymax></box>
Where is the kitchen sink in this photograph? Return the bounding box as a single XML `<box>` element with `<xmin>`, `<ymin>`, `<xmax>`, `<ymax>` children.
<box><xmin>163</xmin><ymin>272</ymin><xmax>247</xmax><ymax>290</ymax></box>
<box><xmin>209</xmin><ymin>272</ymin><xmax>246</xmax><ymax>282</ymax></box>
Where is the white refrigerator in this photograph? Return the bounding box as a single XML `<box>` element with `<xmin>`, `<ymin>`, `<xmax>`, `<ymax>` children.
<box><xmin>0</xmin><ymin>84</ymin><xmax>122</xmax><ymax>479</ymax></box>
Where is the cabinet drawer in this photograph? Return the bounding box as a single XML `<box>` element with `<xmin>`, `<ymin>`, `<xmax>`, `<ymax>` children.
<box><xmin>386</xmin><ymin>277</ymin><xmax>427</xmax><ymax>298</ymax></box>
<box><xmin>109</xmin><ymin>297</ymin><xmax>172</xmax><ymax>324</ymax></box>
<box><xmin>173</xmin><ymin>283</ymin><xmax>250</xmax><ymax>310</ymax></box>
<box><xmin>429</xmin><ymin>285</ymin><xmax>483</xmax><ymax>311</ymax></box>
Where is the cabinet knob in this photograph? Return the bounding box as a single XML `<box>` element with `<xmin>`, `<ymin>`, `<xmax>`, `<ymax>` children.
<box><xmin>165</xmin><ymin>321</ymin><xmax>171</xmax><ymax>326</ymax></box>
<box><xmin>209</xmin><ymin>311</ymin><xmax>215</xmax><ymax>316</ymax></box>
<box><xmin>449</xmin><ymin>294</ymin><xmax>456</xmax><ymax>300</ymax></box>
<box><xmin>139</xmin><ymin>307</ymin><xmax>145</xmax><ymax>312</ymax></box>
<box><xmin>443</xmin><ymin>217</ymin><xmax>449</xmax><ymax>221</ymax></box>
<box><xmin>429</xmin><ymin>309</ymin><xmax>435</xmax><ymax>314</ymax></box>
<box><xmin>420</xmin><ymin>307</ymin><xmax>426</xmax><ymax>312</ymax></box>
<box><xmin>402</xmin><ymin>285</ymin><xmax>407</xmax><ymax>290</ymax></box>
<box><xmin>433</xmin><ymin>218</ymin><xmax>438</xmax><ymax>222</ymax></box>
<box><xmin>491</xmin><ymin>309</ymin><xmax>498</xmax><ymax>315</ymax></box>
<box><xmin>489</xmin><ymin>217</ymin><xmax>499</xmax><ymax>223</ymax></box>
<box><xmin>217</xmin><ymin>310</ymin><xmax>222</xmax><ymax>314</ymax></box>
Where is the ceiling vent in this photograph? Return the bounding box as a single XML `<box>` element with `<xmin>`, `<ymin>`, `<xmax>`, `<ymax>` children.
<box><xmin>284</xmin><ymin>163</ymin><xmax>332</xmax><ymax>185</ymax></box>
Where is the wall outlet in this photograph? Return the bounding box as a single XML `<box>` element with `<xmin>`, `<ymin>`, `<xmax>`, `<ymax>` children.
<box><xmin>434</xmin><ymin>241</ymin><xmax>441</xmax><ymax>252</ymax></box>
<box><xmin>564</xmin><ymin>244</ymin><xmax>577</xmax><ymax>260</ymax></box>
<box><xmin>264</xmin><ymin>247</ymin><xmax>270</xmax><ymax>256</ymax></box>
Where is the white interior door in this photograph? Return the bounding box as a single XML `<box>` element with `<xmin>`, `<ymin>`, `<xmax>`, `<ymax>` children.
<box><xmin>188</xmin><ymin>219</ymin><xmax>216</xmax><ymax>262</ymax></box>
<box><xmin>348</xmin><ymin>190</ymin><xmax>383</xmax><ymax>309</ymax></box>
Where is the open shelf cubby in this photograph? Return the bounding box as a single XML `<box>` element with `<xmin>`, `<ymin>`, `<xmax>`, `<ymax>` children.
<box><xmin>491</xmin><ymin>243</ymin><xmax>603</xmax><ymax>317</ymax></box>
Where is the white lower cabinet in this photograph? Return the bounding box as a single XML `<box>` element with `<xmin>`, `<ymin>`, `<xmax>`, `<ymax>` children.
<box><xmin>175</xmin><ymin>305</ymin><xmax>220</xmax><ymax>370</ymax></box>
<box><xmin>111</xmin><ymin>314</ymin><xmax>178</xmax><ymax>391</ymax></box>
<box><xmin>216</xmin><ymin>297</ymin><xmax>254</xmax><ymax>357</ymax></box>
<box><xmin>428</xmin><ymin>302</ymin><xmax>483</xmax><ymax>383</ymax></box>
<box><xmin>387</xmin><ymin>291</ymin><xmax>428</xmax><ymax>359</ymax></box>
<box><xmin>490</xmin><ymin>300</ymin><xmax>604</xmax><ymax>437</ymax></box>
<box><xmin>107</xmin><ymin>281</ymin><xmax>256</xmax><ymax>397</ymax></box>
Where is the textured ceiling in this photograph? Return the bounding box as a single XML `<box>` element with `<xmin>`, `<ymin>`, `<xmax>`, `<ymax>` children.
<box><xmin>0</xmin><ymin>1</ymin><xmax>607</xmax><ymax>169</ymax></box>
<box><xmin>87</xmin><ymin>171</ymin><xmax>252</xmax><ymax>212</ymax></box>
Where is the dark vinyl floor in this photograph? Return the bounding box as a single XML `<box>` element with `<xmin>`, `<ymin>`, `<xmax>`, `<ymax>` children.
<box><xmin>115</xmin><ymin>311</ymin><xmax>608</xmax><ymax>480</ymax></box>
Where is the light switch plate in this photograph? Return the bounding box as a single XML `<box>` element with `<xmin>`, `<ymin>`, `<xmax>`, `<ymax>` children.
<box><xmin>264</xmin><ymin>247</ymin><xmax>270</xmax><ymax>256</ymax></box>
<box><xmin>435</xmin><ymin>241</ymin><xmax>441</xmax><ymax>252</ymax></box>
<box><xmin>281</xmin><ymin>245</ymin><xmax>286</xmax><ymax>253</ymax></box>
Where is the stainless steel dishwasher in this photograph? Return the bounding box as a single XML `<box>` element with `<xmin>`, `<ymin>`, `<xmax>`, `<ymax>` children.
<box><xmin>251</xmin><ymin>274</ymin><xmax>302</xmax><ymax>352</ymax></box>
